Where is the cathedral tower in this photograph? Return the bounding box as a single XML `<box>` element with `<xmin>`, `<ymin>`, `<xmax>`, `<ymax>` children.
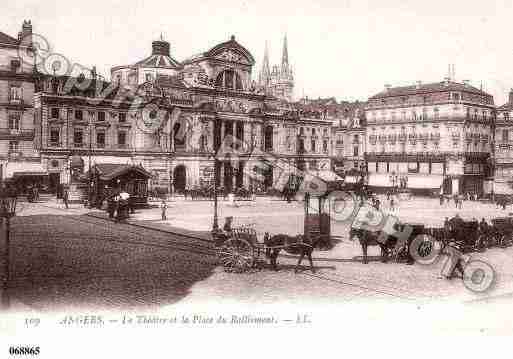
<box><xmin>257</xmin><ymin>35</ymin><xmax>294</xmax><ymax>102</ymax></box>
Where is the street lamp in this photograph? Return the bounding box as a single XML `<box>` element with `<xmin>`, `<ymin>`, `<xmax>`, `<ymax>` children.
<box><xmin>0</xmin><ymin>190</ymin><xmax>17</xmax><ymax>309</ymax></box>
<box><xmin>212</xmin><ymin>117</ymin><xmax>220</xmax><ymax>233</ymax></box>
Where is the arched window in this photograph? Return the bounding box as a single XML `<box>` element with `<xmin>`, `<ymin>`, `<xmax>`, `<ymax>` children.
<box><xmin>215</xmin><ymin>70</ymin><xmax>243</xmax><ymax>90</ymax></box>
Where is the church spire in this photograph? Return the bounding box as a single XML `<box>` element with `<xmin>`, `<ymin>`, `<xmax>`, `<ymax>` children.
<box><xmin>258</xmin><ymin>40</ymin><xmax>271</xmax><ymax>87</ymax></box>
<box><xmin>282</xmin><ymin>34</ymin><xmax>289</xmax><ymax>66</ymax></box>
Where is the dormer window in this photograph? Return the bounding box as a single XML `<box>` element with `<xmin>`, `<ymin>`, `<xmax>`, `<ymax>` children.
<box><xmin>145</xmin><ymin>73</ymin><xmax>154</xmax><ymax>82</ymax></box>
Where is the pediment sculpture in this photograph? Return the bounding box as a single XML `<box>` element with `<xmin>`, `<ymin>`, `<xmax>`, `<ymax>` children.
<box><xmin>216</xmin><ymin>49</ymin><xmax>245</xmax><ymax>63</ymax></box>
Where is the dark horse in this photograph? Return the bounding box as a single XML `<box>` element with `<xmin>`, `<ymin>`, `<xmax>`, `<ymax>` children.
<box><xmin>349</xmin><ymin>224</ymin><xmax>400</xmax><ymax>264</ymax></box>
<box><xmin>263</xmin><ymin>233</ymin><xmax>319</xmax><ymax>273</ymax></box>
<box><xmin>350</xmin><ymin>221</ymin><xmax>419</xmax><ymax>264</ymax></box>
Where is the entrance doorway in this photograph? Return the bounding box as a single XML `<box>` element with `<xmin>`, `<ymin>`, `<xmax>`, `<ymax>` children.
<box><xmin>173</xmin><ymin>165</ymin><xmax>186</xmax><ymax>193</ymax></box>
<box><xmin>442</xmin><ymin>177</ymin><xmax>452</xmax><ymax>195</ymax></box>
<box><xmin>49</xmin><ymin>173</ymin><xmax>60</xmax><ymax>194</ymax></box>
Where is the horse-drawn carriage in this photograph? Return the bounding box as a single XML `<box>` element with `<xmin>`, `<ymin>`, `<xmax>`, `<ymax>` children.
<box><xmin>490</xmin><ymin>217</ymin><xmax>513</xmax><ymax>248</ymax></box>
<box><xmin>213</xmin><ymin>192</ymin><xmax>330</xmax><ymax>273</ymax></box>
<box><xmin>349</xmin><ymin>221</ymin><xmax>432</xmax><ymax>264</ymax></box>
<box><xmin>443</xmin><ymin>219</ymin><xmax>480</xmax><ymax>253</ymax></box>
<box><xmin>213</xmin><ymin>224</ymin><xmax>318</xmax><ymax>273</ymax></box>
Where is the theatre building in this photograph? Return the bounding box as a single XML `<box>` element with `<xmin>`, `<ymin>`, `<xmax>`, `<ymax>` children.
<box><xmin>33</xmin><ymin>35</ymin><xmax>330</xmax><ymax>197</ymax></box>
<box><xmin>364</xmin><ymin>79</ymin><xmax>495</xmax><ymax>195</ymax></box>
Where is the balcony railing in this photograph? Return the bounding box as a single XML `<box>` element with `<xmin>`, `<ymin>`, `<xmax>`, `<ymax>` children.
<box><xmin>9</xmin><ymin>98</ymin><xmax>23</xmax><ymax>106</ymax></box>
<box><xmin>48</xmin><ymin>141</ymin><xmax>60</xmax><ymax>147</ymax></box>
<box><xmin>0</xmin><ymin>129</ymin><xmax>34</xmax><ymax>140</ymax></box>
<box><xmin>73</xmin><ymin>142</ymin><xmax>84</xmax><ymax>148</ymax></box>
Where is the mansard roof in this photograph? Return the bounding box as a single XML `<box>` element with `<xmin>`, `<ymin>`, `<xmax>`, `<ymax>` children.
<box><xmin>369</xmin><ymin>81</ymin><xmax>491</xmax><ymax>99</ymax></box>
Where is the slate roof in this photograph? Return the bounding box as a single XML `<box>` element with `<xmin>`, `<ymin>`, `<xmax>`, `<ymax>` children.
<box><xmin>135</xmin><ymin>53</ymin><xmax>181</xmax><ymax>69</ymax></box>
<box><xmin>93</xmin><ymin>164</ymin><xmax>152</xmax><ymax>181</ymax></box>
<box><xmin>370</xmin><ymin>81</ymin><xmax>490</xmax><ymax>99</ymax></box>
<box><xmin>0</xmin><ymin>31</ymin><xmax>18</xmax><ymax>46</ymax></box>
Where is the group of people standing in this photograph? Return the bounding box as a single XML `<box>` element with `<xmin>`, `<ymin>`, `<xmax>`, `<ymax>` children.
<box><xmin>439</xmin><ymin>192</ymin><xmax>479</xmax><ymax>209</ymax></box>
<box><xmin>105</xmin><ymin>189</ymin><xmax>132</xmax><ymax>222</ymax></box>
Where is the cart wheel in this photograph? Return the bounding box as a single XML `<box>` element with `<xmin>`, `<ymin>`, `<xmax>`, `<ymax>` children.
<box><xmin>217</xmin><ymin>238</ymin><xmax>255</xmax><ymax>273</ymax></box>
<box><xmin>416</xmin><ymin>236</ymin><xmax>433</xmax><ymax>258</ymax></box>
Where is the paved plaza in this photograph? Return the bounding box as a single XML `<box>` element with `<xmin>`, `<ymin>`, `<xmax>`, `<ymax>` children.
<box><xmin>1</xmin><ymin>195</ymin><xmax>511</xmax><ymax>311</ymax></box>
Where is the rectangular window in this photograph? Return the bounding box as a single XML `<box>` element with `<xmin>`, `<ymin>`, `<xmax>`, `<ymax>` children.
<box><xmin>75</xmin><ymin>109</ymin><xmax>83</xmax><ymax>121</ymax></box>
<box><xmin>74</xmin><ymin>129</ymin><xmax>83</xmax><ymax>147</ymax></box>
<box><xmin>8</xmin><ymin>114</ymin><xmax>20</xmax><ymax>130</ymax></box>
<box><xmin>51</xmin><ymin>108</ymin><xmax>60</xmax><ymax>119</ymax></box>
<box><xmin>118</xmin><ymin>131</ymin><xmax>127</xmax><ymax>146</ymax></box>
<box><xmin>50</xmin><ymin>128</ymin><xmax>59</xmax><ymax>145</ymax></box>
<box><xmin>8</xmin><ymin>141</ymin><xmax>18</xmax><ymax>151</ymax></box>
<box><xmin>503</xmin><ymin>129</ymin><xmax>509</xmax><ymax>142</ymax></box>
<box><xmin>97</xmin><ymin>111</ymin><xmax>105</xmax><ymax>121</ymax></box>
<box><xmin>298</xmin><ymin>139</ymin><xmax>305</xmax><ymax>152</ymax></box>
<box><xmin>96</xmin><ymin>132</ymin><xmax>105</xmax><ymax>147</ymax></box>
<box><xmin>118</xmin><ymin>112</ymin><xmax>126</xmax><ymax>123</ymax></box>
<box><xmin>323</xmin><ymin>140</ymin><xmax>328</xmax><ymax>153</ymax></box>
<box><xmin>353</xmin><ymin>146</ymin><xmax>359</xmax><ymax>157</ymax></box>
<box><xmin>10</xmin><ymin>86</ymin><xmax>21</xmax><ymax>102</ymax></box>
<box><xmin>311</xmin><ymin>140</ymin><xmax>316</xmax><ymax>152</ymax></box>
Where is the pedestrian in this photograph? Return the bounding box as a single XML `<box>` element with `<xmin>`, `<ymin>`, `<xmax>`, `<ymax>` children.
<box><xmin>160</xmin><ymin>199</ymin><xmax>168</xmax><ymax>220</ymax></box>
<box><xmin>390</xmin><ymin>196</ymin><xmax>395</xmax><ymax>211</ymax></box>
<box><xmin>453</xmin><ymin>194</ymin><xmax>458</xmax><ymax>208</ymax></box>
<box><xmin>107</xmin><ymin>196</ymin><xmax>115</xmax><ymax>219</ymax></box>
<box><xmin>63</xmin><ymin>187</ymin><xmax>69</xmax><ymax>209</ymax></box>
<box><xmin>458</xmin><ymin>195</ymin><xmax>463</xmax><ymax>209</ymax></box>
<box><xmin>439</xmin><ymin>194</ymin><xmax>444</xmax><ymax>206</ymax></box>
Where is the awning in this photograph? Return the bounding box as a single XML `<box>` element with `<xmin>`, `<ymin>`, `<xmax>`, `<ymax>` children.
<box><xmin>4</xmin><ymin>162</ymin><xmax>47</xmax><ymax>179</ymax></box>
<box><xmin>368</xmin><ymin>173</ymin><xmax>391</xmax><ymax>186</ymax></box>
<box><xmin>91</xmin><ymin>163</ymin><xmax>152</xmax><ymax>181</ymax></box>
<box><xmin>368</xmin><ymin>173</ymin><xmax>443</xmax><ymax>189</ymax></box>
<box><xmin>407</xmin><ymin>175</ymin><xmax>443</xmax><ymax>189</ymax></box>
<box><xmin>494</xmin><ymin>181</ymin><xmax>513</xmax><ymax>195</ymax></box>
<box><xmin>12</xmin><ymin>171</ymin><xmax>48</xmax><ymax>178</ymax></box>
<box><xmin>315</xmin><ymin>171</ymin><xmax>343</xmax><ymax>182</ymax></box>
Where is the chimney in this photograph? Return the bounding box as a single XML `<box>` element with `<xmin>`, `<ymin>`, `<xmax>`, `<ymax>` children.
<box><xmin>384</xmin><ymin>83</ymin><xmax>391</xmax><ymax>91</ymax></box>
<box><xmin>509</xmin><ymin>89</ymin><xmax>513</xmax><ymax>105</ymax></box>
<box><xmin>443</xmin><ymin>76</ymin><xmax>450</xmax><ymax>86</ymax></box>
<box><xmin>152</xmin><ymin>39</ymin><xmax>170</xmax><ymax>56</ymax></box>
<box><xmin>415</xmin><ymin>80</ymin><xmax>422</xmax><ymax>89</ymax></box>
<box><xmin>22</xmin><ymin>20</ymin><xmax>32</xmax><ymax>36</ymax></box>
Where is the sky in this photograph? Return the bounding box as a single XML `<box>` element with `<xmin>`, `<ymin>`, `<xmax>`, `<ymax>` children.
<box><xmin>3</xmin><ymin>0</ymin><xmax>513</xmax><ymax>104</ymax></box>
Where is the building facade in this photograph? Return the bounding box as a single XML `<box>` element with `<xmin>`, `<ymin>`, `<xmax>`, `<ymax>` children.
<box><xmin>365</xmin><ymin>79</ymin><xmax>495</xmax><ymax>195</ymax></box>
<box><xmin>494</xmin><ymin>89</ymin><xmax>513</xmax><ymax>195</ymax></box>
<box><xmin>32</xmin><ymin>35</ymin><xmax>332</xmax><ymax>196</ymax></box>
<box><xmin>0</xmin><ymin>21</ymin><xmax>41</xmax><ymax>185</ymax></box>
